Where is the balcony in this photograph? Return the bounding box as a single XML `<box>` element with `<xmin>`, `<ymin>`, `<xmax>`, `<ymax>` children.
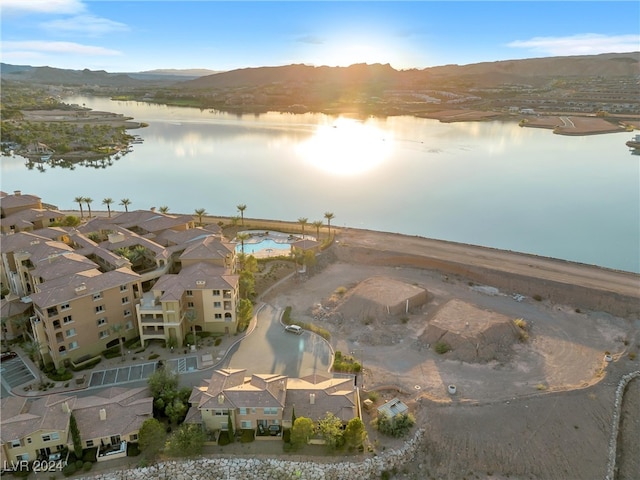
<box><xmin>141</xmin><ymin>326</ymin><xmax>165</xmax><ymax>337</ymax></box>
<box><xmin>97</xmin><ymin>441</ymin><xmax>127</xmax><ymax>462</ymax></box>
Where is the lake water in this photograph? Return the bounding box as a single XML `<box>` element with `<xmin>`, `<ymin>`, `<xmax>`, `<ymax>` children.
<box><xmin>1</xmin><ymin>96</ymin><xmax>638</xmax><ymax>273</ymax></box>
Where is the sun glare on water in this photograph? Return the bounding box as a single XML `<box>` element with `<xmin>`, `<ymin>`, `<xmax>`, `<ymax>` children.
<box><xmin>296</xmin><ymin>118</ymin><xmax>393</xmax><ymax>176</ymax></box>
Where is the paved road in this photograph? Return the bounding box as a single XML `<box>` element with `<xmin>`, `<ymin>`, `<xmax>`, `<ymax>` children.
<box><xmin>339</xmin><ymin>229</ymin><xmax>640</xmax><ymax>299</ymax></box>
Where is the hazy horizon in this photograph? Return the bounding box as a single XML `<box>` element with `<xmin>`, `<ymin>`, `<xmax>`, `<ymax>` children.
<box><xmin>1</xmin><ymin>1</ymin><xmax>638</xmax><ymax>73</ymax></box>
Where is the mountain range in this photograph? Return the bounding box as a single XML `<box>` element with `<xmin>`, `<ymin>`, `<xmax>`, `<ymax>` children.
<box><xmin>1</xmin><ymin>52</ymin><xmax>638</xmax><ymax>90</ymax></box>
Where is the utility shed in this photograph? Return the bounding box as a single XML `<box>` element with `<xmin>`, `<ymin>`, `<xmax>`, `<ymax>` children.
<box><xmin>377</xmin><ymin>398</ymin><xmax>409</xmax><ymax>418</ymax></box>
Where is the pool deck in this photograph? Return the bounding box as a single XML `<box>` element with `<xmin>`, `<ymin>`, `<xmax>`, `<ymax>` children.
<box><xmin>235</xmin><ymin>230</ymin><xmax>316</xmax><ymax>258</ymax></box>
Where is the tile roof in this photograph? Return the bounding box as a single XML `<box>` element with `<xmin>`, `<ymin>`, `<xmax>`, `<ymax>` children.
<box><xmin>179</xmin><ymin>236</ymin><xmax>235</xmax><ymax>262</ymax></box>
<box><xmin>0</xmin><ymin>395</ymin><xmax>72</xmax><ymax>442</ymax></box>
<box><xmin>0</xmin><ymin>192</ymin><xmax>41</xmax><ymax>210</ymax></box>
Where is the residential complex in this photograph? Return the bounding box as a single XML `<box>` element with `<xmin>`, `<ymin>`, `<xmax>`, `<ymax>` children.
<box><xmin>186</xmin><ymin>368</ymin><xmax>360</xmax><ymax>440</ymax></box>
<box><xmin>0</xmin><ymin>387</ymin><xmax>153</xmax><ymax>465</ymax></box>
<box><xmin>0</xmin><ymin>191</ymin><xmax>239</xmax><ymax>369</ymax></box>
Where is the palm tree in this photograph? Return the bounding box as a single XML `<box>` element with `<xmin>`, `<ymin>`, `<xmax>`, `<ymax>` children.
<box><xmin>110</xmin><ymin>323</ymin><xmax>125</xmax><ymax>360</ymax></box>
<box><xmin>159</xmin><ymin>206</ymin><xmax>170</xmax><ymax>214</ymax></box>
<box><xmin>312</xmin><ymin>220</ymin><xmax>323</xmax><ymax>240</ymax></box>
<box><xmin>84</xmin><ymin>197</ymin><xmax>93</xmax><ymax>218</ymax></box>
<box><xmin>120</xmin><ymin>198</ymin><xmax>131</xmax><ymax>212</ymax></box>
<box><xmin>324</xmin><ymin>212</ymin><xmax>335</xmax><ymax>237</ymax></box>
<box><xmin>22</xmin><ymin>339</ymin><xmax>45</xmax><ymax>383</ymax></box>
<box><xmin>194</xmin><ymin>208</ymin><xmax>207</xmax><ymax>226</ymax></box>
<box><xmin>185</xmin><ymin>309</ymin><xmax>198</xmax><ymax>348</ymax></box>
<box><xmin>236</xmin><ymin>232</ymin><xmax>250</xmax><ymax>255</ymax></box>
<box><xmin>74</xmin><ymin>196</ymin><xmax>85</xmax><ymax>219</ymax></box>
<box><xmin>102</xmin><ymin>198</ymin><xmax>113</xmax><ymax>218</ymax></box>
<box><xmin>236</xmin><ymin>204</ymin><xmax>247</xmax><ymax>226</ymax></box>
<box><xmin>298</xmin><ymin>217</ymin><xmax>308</xmax><ymax>238</ymax></box>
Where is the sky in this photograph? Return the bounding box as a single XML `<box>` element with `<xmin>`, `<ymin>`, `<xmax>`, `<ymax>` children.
<box><xmin>1</xmin><ymin>1</ymin><xmax>639</xmax><ymax>73</ymax></box>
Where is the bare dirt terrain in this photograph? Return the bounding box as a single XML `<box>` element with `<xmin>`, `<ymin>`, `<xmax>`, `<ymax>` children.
<box><xmin>262</xmin><ymin>229</ymin><xmax>640</xmax><ymax>479</ymax></box>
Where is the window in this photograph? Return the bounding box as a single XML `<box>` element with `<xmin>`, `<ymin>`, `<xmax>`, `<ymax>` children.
<box><xmin>10</xmin><ymin>439</ymin><xmax>20</xmax><ymax>448</ymax></box>
<box><xmin>264</xmin><ymin>407</ymin><xmax>278</xmax><ymax>415</ymax></box>
<box><xmin>65</xmin><ymin>328</ymin><xmax>76</xmax><ymax>338</ymax></box>
<box><xmin>213</xmin><ymin>302</ymin><xmax>221</xmax><ymax>308</ymax></box>
<box><xmin>186</xmin><ymin>290</ymin><xmax>193</xmax><ymax>296</ymax></box>
<box><xmin>120</xmin><ymin>285</ymin><xmax>128</xmax><ymax>292</ymax></box>
<box><xmin>26</xmin><ymin>437</ymin><xmax>32</xmax><ymax>444</ymax></box>
<box><xmin>212</xmin><ymin>290</ymin><xmax>220</xmax><ymax>296</ymax></box>
<box><xmin>124</xmin><ymin>309</ymin><xmax>132</xmax><ymax>317</ymax></box>
<box><xmin>99</xmin><ymin>330</ymin><xmax>109</xmax><ymax>339</ymax></box>
<box><xmin>121</xmin><ymin>296</ymin><xmax>129</xmax><ymax>304</ymax></box>
<box><xmin>241</xmin><ymin>421</ymin><xmax>251</xmax><ymax>429</ymax></box>
<box><xmin>86</xmin><ymin>440</ymin><xmax>94</xmax><ymax>447</ymax></box>
<box><xmin>214</xmin><ymin>314</ymin><xmax>222</xmax><ymax>319</ymax></box>
<box><xmin>53</xmin><ymin>320</ymin><xmax>61</xmax><ymax>329</ymax></box>
<box><xmin>16</xmin><ymin>454</ymin><xmax>28</xmax><ymax>462</ymax></box>
<box><xmin>251</xmin><ymin>408</ymin><xmax>256</xmax><ymax>414</ymax></box>
<box><xmin>187</xmin><ymin>302</ymin><xmax>194</xmax><ymax>308</ymax></box>
<box><xmin>95</xmin><ymin>305</ymin><xmax>105</xmax><ymax>313</ymax></box>
<box><xmin>60</xmin><ymin>303</ymin><xmax>70</xmax><ymax>311</ymax></box>
<box><xmin>69</xmin><ymin>341</ymin><xmax>78</xmax><ymax>350</ymax></box>
<box><xmin>125</xmin><ymin>320</ymin><xmax>133</xmax><ymax>330</ymax></box>
<box><xmin>63</xmin><ymin>315</ymin><xmax>73</xmax><ymax>324</ymax></box>
<box><xmin>41</xmin><ymin>432</ymin><xmax>60</xmax><ymax>442</ymax></box>
<box><xmin>239</xmin><ymin>408</ymin><xmax>247</xmax><ymax>415</ymax></box>
<box><xmin>130</xmin><ymin>434</ymin><xmax>138</xmax><ymax>441</ymax></box>
<box><xmin>97</xmin><ymin>318</ymin><xmax>107</xmax><ymax>326</ymax></box>
<box><xmin>93</xmin><ymin>292</ymin><xmax>102</xmax><ymax>300</ymax></box>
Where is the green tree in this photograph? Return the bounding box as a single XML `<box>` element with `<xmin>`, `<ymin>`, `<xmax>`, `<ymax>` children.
<box><xmin>102</xmin><ymin>197</ymin><xmax>113</xmax><ymax>218</ymax></box>
<box><xmin>291</xmin><ymin>406</ymin><xmax>297</xmax><ymax>426</ymax></box>
<box><xmin>375</xmin><ymin>412</ymin><xmax>415</xmax><ymax>438</ymax></box>
<box><xmin>227</xmin><ymin>414</ymin><xmax>235</xmax><ymax>443</ymax></box>
<box><xmin>164</xmin><ymin>424</ymin><xmax>206</xmax><ymax>457</ymax></box>
<box><xmin>290</xmin><ymin>417</ymin><xmax>314</xmax><ymax>449</ymax></box>
<box><xmin>119</xmin><ymin>198</ymin><xmax>131</xmax><ymax>212</ymax></box>
<box><xmin>236</xmin><ymin>232</ymin><xmax>250</xmax><ymax>255</ymax></box>
<box><xmin>165</xmin><ymin>397</ymin><xmax>188</xmax><ymax>425</ymax></box>
<box><xmin>297</xmin><ymin>217</ymin><xmax>308</xmax><ymax>238</ymax></box>
<box><xmin>312</xmin><ymin>220</ymin><xmax>323</xmax><ymax>239</ymax></box>
<box><xmin>84</xmin><ymin>197</ymin><xmax>93</xmax><ymax>218</ymax></box>
<box><xmin>304</xmin><ymin>250</ymin><xmax>317</xmax><ymax>269</ymax></box>
<box><xmin>138</xmin><ymin>418</ymin><xmax>166</xmax><ymax>460</ymax></box>
<box><xmin>238</xmin><ymin>270</ymin><xmax>255</xmax><ymax>300</ymax></box>
<box><xmin>317</xmin><ymin>412</ymin><xmax>344</xmax><ymax>450</ymax></box>
<box><xmin>236</xmin><ymin>298</ymin><xmax>253</xmax><ymax>331</ymax></box>
<box><xmin>74</xmin><ymin>196</ymin><xmax>85</xmax><ymax>219</ymax></box>
<box><xmin>148</xmin><ymin>365</ymin><xmax>179</xmax><ymax>399</ymax></box>
<box><xmin>110</xmin><ymin>323</ymin><xmax>125</xmax><ymax>360</ymax></box>
<box><xmin>185</xmin><ymin>309</ymin><xmax>198</xmax><ymax>348</ymax></box>
<box><xmin>324</xmin><ymin>212</ymin><xmax>335</xmax><ymax>237</ymax></box>
<box><xmin>343</xmin><ymin>417</ymin><xmax>367</xmax><ymax>450</ymax></box>
<box><xmin>194</xmin><ymin>208</ymin><xmax>207</xmax><ymax>226</ymax></box>
<box><xmin>69</xmin><ymin>413</ymin><xmax>83</xmax><ymax>457</ymax></box>
<box><xmin>236</xmin><ymin>204</ymin><xmax>247</xmax><ymax>226</ymax></box>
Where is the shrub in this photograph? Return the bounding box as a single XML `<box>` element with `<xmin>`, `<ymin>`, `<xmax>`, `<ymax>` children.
<box><xmin>335</xmin><ymin>286</ymin><xmax>347</xmax><ymax>296</ymax></box>
<box><xmin>214</xmin><ymin>338</ymin><xmax>222</xmax><ymax>346</ymax></box>
<box><xmin>102</xmin><ymin>346</ymin><xmax>122</xmax><ymax>359</ymax></box>
<box><xmin>513</xmin><ymin>318</ymin><xmax>527</xmax><ymax>330</ymax></box>
<box><xmin>82</xmin><ymin>447</ymin><xmax>98</xmax><ymax>463</ymax></box>
<box><xmin>62</xmin><ymin>463</ymin><xmax>77</xmax><ymax>477</ymax></box>
<box><xmin>435</xmin><ymin>342</ymin><xmax>450</xmax><ymax>354</ymax></box>
<box><xmin>367</xmin><ymin>391</ymin><xmax>379</xmax><ymax>402</ymax></box>
<box><xmin>218</xmin><ymin>431</ymin><xmax>230</xmax><ymax>446</ymax></box>
<box><xmin>148</xmin><ymin>353</ymin><xmax>160</xmax><ymax>360</ymax></box>
<box><xmin>532</xmin><ymin>294</ymin><xmax>543</xmax><ymax>302</ymax></box>
<box><xmin>82</xmin><ymin>462</ymin><xmax>93</xmax><ymax>472</ymax></box>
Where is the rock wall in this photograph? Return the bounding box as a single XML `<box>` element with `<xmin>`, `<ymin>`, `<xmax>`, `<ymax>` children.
<box><xmin>81</xmin><ymin>429</ymin><xmax>425</xmax><ymax>480</ymax></box>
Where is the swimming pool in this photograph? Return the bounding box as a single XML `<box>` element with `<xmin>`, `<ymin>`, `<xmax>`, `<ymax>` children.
<box><xmin>236</xmin><ymin>238</ymin><xmax>292</xmax><ymax>255</ymax></box>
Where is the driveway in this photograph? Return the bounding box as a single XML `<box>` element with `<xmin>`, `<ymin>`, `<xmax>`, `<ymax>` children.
<box><xmin>223</xmin><ymin>304</ymin><xmax>332</xmax><ymax>378</ymax></box>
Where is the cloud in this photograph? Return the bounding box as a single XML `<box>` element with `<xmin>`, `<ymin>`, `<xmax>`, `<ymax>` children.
<box><xmin>2</xmin><ymin>41</ymin><xmax>122</xmax><ymax>57</ymax></box>
<box><xmin>2</xmin><ymin>0</ymin><xmax>85</xmax><ymax>15</ymax></box>
<box><xmin>507</xmin><ymin>34</ymin><xmax>640</xmax><ymax>56</ymax></box>
<box><xmin>42</xmin><ymin>15</ymin><xmax>129</xmax><ymax>37</ymax></box>
<box><xmin>296</xmin><ymin>35</ymin><xmax>324</xmax><ymax>45</ymax></box>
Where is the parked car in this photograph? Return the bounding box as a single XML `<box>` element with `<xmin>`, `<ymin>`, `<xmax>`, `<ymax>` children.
<box><xmin>284</xmin><ymin>325</ymin><xmax>303</xmax><ymax>335</ymax></box>
<box><xmin>268</xmin><ymin>425</ymin><xmax>281</xmax><ymax>436</ymax></box>
<box><xmin>1</xmin><ymin>352</ymin><xmax>18</xmax><ymax>362</ymax></box>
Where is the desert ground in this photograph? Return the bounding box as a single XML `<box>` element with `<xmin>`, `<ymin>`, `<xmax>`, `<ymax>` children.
<box><xmin>262</xmin><ymin>229</ymin><xmax>640</xmax><ymax>479</ymax></box>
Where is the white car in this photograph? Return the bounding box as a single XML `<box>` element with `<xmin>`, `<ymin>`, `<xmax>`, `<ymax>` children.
<box><xmin>285</xmin><ymin>325</ymin><xmax>303</xmax><ymax>335</ymax></box>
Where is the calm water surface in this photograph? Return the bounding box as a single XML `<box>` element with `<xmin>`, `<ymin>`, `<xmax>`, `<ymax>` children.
<box><xmin>2</xmin><ymin>96</ymin><xmax>638</xmax><ymax>273</ymax></box>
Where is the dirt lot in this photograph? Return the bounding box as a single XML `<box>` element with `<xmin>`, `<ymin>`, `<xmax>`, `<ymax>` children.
<box><xmin>262</xmin><ymin>230</ymin><xmax>640</xmax><ymax>479</ymax></box>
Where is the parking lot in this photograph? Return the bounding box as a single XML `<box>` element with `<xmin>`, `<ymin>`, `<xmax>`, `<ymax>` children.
<box><xmin>88</xmin><ymin>355</ymin><xmax>198</xmax><ymax>388</ymax></box>
<box><xmin>1</xmin><ymin>354</ymin><xmax>36</xmax><ymax>395</ymax></box>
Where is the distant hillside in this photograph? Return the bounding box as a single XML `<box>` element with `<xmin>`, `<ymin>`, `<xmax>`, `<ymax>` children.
<box><xmin>139</xmin><ymin>68</ymin><xmax>221</xmax><ymax>77</ymax></box>
<box><xmin>180</xmin><ymin>52</ymin><xmax>639</xmax><ymax>90</ymax></box>
<box><xmin>0</xmin><ymin>64</ymin><xmax>148</xmax><ymax>87</ymax></box>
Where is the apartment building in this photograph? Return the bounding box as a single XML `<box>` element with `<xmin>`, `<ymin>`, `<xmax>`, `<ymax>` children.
<box><xmin>1</xmin><ymin>191</ymin><xmax>240</xmax><ymax>369</ymax></box>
